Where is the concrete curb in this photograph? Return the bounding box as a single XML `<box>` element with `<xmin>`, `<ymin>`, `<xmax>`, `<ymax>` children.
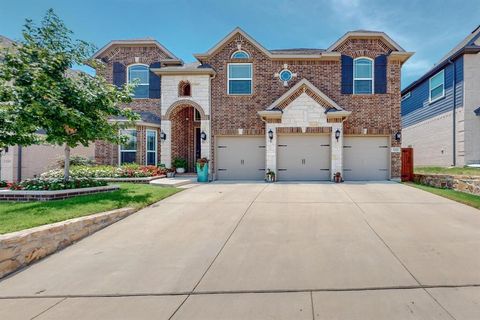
<box><xmin>0</xmin><ymin>207</ymin><xmax>137</xmax><ymax>279</ymax></box>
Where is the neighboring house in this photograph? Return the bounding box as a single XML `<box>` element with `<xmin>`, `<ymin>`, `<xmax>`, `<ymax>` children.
<box><xmin>92</xmin><ymin>28</ymin><xmax>412</xmax><ymax>181</ymax></box>
<box><xmin>401</xmin><ymin>26</ymin><xmax>480</xmax><ymax>167</ymax></box>
<box><xmin>0</xmin><ymin>35</ymin><xmax>94</xmax><ymax>181</ymax></box>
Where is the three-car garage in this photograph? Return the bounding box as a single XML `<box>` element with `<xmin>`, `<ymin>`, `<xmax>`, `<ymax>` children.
<box><xmin>215</xmin><ymin>135</ymin><xmax>391</xmax><ymax>181</ymax></box>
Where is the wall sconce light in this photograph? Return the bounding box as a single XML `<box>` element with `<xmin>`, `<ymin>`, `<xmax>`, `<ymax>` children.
<box><xmin>395</xmin><ymin>131</ymin><xmax>401</xmax><ymax>141</ymax></box>
<box><xmin>268</xmin><ymin>129</ymin><xmax>274</xmax><ymax>141</ymax></box>
<box><xmin>335</xmin><ymin>129</ymin><xmax>341</xmax><ymax>142</ymax></box>
<box><xmin>200</xmin><ymin>131</ymin><xmax>207</xmax><ymax>141</ymax></box>
<box><xmin>160</xmin><ymin>131</ymin><xmax>167</xmax><ymax>141</ymax></box>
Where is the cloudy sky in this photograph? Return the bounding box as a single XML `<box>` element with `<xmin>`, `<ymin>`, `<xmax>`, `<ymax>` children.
<box><xmin>1</xmin><ymin>0</ymin><xmax>479</xmax><ymax>88</ymax></box>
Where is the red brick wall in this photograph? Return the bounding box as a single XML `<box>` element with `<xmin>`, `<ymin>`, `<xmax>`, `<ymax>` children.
<box><xmin>171</xmin><ymin>106</ymin><xmax>200</xmax><ymax>172</ymax></box>
<box><xmin>93</xmin><ymin>44</ymin><xmax>167</xmax><ymax>164</ymax></box>
<box><xmin>203</xmin><ymin>34</ymin><xmax>402</xmax><ymax>178</ymax></box>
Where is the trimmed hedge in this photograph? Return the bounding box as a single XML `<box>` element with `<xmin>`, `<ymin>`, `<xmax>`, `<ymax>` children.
<box><xmin>41</xmin><ymin>164</ymin><xmax>166</xmax><ymax>179</ymax></box>
<box><xmin>9</xmin><ymin>178</ymin><xmax>108</xmax><ymax>191</ymax></box>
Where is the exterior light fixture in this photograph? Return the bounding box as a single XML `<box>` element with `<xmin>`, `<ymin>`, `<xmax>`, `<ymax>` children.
<box><xmin>200</xmin><ymin>131</ymin><xmax>207</xmax><ymax>141</ymax></box>
<box><xmin>335</xmin><ymin>129</ymin><xmax>341</xmax><ymax>142</ymax></box>
<box><xmin>268</xmin><ymin>129</ymin><xmax>274</xmax><ymax>141</ymax></box>
<box><xmin>160</xmin><ymin>131</ymin><xmax>167</xmax><ymax>141</ymax></box>
<box><xmin>395</xmin><ymin>131</ymin><xmax>401</xmax><ymax>141</ymax></box>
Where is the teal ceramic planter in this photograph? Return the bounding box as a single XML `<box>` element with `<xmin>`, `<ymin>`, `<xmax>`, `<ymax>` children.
<box><xmin>196</xmin><ymin>163</ymin><xmax>209</xmax><ymax>182</ymax></box>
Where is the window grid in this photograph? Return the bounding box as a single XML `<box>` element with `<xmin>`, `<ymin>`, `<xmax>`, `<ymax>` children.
<box><xmin>128</xmin><ymin>64</ymin><xmax>149</xmax><ymax>99</ymax></box>
<box><xmin>227</xmin><ymin>63</ymin><xmax>253</xmax><ymax>95</ymax></box>
<box><xmin>353</xmin><ymin>58</ymin><xmax>374</xmax><ymax>95</ymax></box>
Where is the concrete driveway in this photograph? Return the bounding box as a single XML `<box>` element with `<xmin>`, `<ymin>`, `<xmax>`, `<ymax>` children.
<box><xmin>1</xmin><ymin>181</ymin><xmax>480</xmax><ymax>319</ymax></box>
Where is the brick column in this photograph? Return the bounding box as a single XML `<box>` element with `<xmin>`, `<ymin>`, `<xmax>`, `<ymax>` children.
<box><xmin>200</xmin><ymin>120</ymin><xmax>211</xmax><ymax>173</ymax></box>
<box><xmin>265</xmin><ymin>124</ymin><xmax>277</xmax><ymax>174</ymax></box>
<box><xmin>331</xmin><ymin>123</ymin><xmax>343</xmax><ymax>180</ymax></box>
<box><xmin>160</xmin><ymin>120</ymin><xmax>172</xmax><ymax>168</ymax></box>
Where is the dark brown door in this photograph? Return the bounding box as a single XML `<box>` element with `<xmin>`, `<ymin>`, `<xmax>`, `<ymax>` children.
<box><xmin>401</xmin><ymin>148</ymin><xmax>414</xmax><ymax>182</ymax></box>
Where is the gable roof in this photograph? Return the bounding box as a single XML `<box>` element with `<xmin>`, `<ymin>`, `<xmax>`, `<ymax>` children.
<box><xmin>0</xmin><ymin>35</ymin><xmax>14</xmax><ymax>49</ymax></box>
<box><xmin>92</xmin><ymin>38</ymin><xmax>182</xmax><ymax>63</ymax></box>
<box><xmin>402</xmin><ymin>25</ymin><xmax>480</xmax><ymax>94</ymax></box>
<box><xmin>267</xmin><ymin>78</ymin><xmax>346</xmax><ymax>112</ymax></box>
<box><xmin>327</xmin><ymin>30</ymin><xmax>406</xmax><ymax>52</ymax></box>
<box><xmin>194</xmin><ymin>27</ymin><xmax>340</xmax><ymax>61</ymax></box>
<box><xmin>474</xmin><ymin>106</ymin><xmax>480</xmax><ymax>116</ymax></box>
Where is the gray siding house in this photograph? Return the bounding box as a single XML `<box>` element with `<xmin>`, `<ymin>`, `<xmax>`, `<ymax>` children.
<box><xmin>401</xmin><ymin>26</ymin><xmax>480</xmax><ymax>167</ymax></box>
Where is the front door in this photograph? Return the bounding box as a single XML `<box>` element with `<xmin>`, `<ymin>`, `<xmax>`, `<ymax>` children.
<box><xmin>195</xmin><ymin>127</ymin><xmax>201</xmax><ymax>172</ymax></box>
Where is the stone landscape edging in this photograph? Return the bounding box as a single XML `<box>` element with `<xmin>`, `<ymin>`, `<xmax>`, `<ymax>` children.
<box><xmin>0</xmin><ymin>185</ymin><xmax>120</xmax><ymax>201</ymax></box>
<box><xmin>0</xmin><ymin>207</ymin><xmax>137</xmax><ymax>279</ymax></box>
<box><xmin>413</xmin><ymin>173</ymin><xmax>480</xmax><ymax>196</ymax></box>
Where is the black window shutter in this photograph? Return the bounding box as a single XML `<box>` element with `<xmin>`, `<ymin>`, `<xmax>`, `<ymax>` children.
<box><xmin>374</xmin><ymin>54</ymin><xmax>387</xmax><ymax>94</ymax></box>
<box><xmin>113</xmin><ymin>62</ymin><xmax>126</xmax><ymax>88</ymax></box>
<box><xmin>149</xmin><ymin>62</ymin><xmax>161</xmax><ymax>99</ymax></box>
<box><xmin>341</xmin><ymin>55</ymin><xmax>353</xmax><ymax>94</ymax></box>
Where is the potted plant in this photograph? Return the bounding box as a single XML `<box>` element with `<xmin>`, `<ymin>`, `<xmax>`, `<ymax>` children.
<box><xmin>333</xmin><ymin>172</ymin><xmax>343</xmax><ymax>183</ymax></box>
<box><xmin>265</xmin><ymin>169</ymin><xmax>276</xmax><ymax>182</ymax></box>
<box><xmin>172</xmin><ymin>158</ymin><xmax>187</xmax><ymax>174</ymax></box>
<box><xmin>196</xmin><ymin>158</ymin><xmax>209</xmax><ymax>182</ymax></box>
<box><xmin>166</xmin><ymin>168</ymin><xmax>176</xmax><ymax>178</ymax></box>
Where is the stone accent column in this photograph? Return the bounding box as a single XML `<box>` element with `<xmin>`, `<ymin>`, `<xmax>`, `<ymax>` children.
<box><xmin>330</xmin><ymin>123</ymin><xmax>343</xmax><ymax>180</ymax></box>
<box><xmin>265</xmin><ymin>124</ymin><xmax>277</xmax><ymax>175</ymax></box>
<box><xmin>160</xmin><ymin>120</ymin><xmax>172</xmax><ymax>168</ymax></box>
<box><xmin>200</xmin><ymin>120</ymin><xmax>211</xmax><ymax>173</ymax></box>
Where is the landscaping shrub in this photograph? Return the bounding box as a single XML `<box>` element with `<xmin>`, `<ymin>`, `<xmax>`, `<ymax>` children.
<box><xmin>9</xmin><ymin>178</ymin><xmax>108</xmax><ymax>191</ymax></box>
<box><xmin>56</xmin><ymin>156</ymin><xmax>96</xmax><ymax>168</ymax></box>
<box><xmin>0</xmin><ymin>180</ymin><xmax>7</xmax><ymax>188</ymax></box>
<box><xmin>41</xmin><ymin>164</ymin><xmax>166</xmax><ymax>179</ymax></box>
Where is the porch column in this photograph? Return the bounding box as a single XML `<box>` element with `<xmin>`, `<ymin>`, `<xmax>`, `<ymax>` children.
<box><xmin>160</xmin><ymin>120</ymin><xmax>172</xmax><ymax>168</ymax></box>
<box><xmin>265</xmin><ymin>124</ymin><xmax>277</xmax><ymax>174</ymax></box>
<box><xmin>330</xmin><ymin>122</ymin><xmax>343</xmax><ymax>179</ymax></box>
<box><xmin>200</xmin><ymin>120</ymin><xmax>211</xmax><ymax>173</ymax></box>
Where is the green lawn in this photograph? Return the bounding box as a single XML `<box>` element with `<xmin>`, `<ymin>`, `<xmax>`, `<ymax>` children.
<box><xmin>0</xmin><ymin>183</ymin><xmax>180</xmax><ymax>234</ymax></box>
<box><xmin>415</xmin><ymin>166</ymin><xmax>480</xmax><ymax>176</ymax></box>
<box><xmin>405</xmin><ymin>182</ymin><xmax>480</xmax><ymax>210</ymax></box>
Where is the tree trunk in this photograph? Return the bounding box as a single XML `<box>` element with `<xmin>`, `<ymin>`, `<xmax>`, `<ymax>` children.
<box><xmin>64</xmin><ymin>144</ymin><xmax>70</xmax><ymax>181</ymax></box>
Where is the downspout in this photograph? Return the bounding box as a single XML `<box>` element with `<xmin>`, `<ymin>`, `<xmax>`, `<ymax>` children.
<box><xmin>209</xmin><ymin>72</ymin><xmax>216</xmax><ymax>180</ymax></box>
<box><xmin>448</xmin><ymin>58</ymin><xmax>456</xmax><ymax>166</ymax></box>
<box><xmin>17</xmin><ymin>145</ymin><xmax>22</xmax><ymax>182</ymax></box>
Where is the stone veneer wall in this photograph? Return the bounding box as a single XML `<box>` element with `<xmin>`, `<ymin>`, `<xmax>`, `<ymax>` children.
<box><xmin>0</xmin><ymin>186</ymin><xmax>119</xmax><ymax>202</ymax></box>
<box><xmin>0</xmin><ymin>207</ymin><xmax>136</xmax><ymax>279</ymax></box>
<box><xmin>414</xmin><ymin>173</ymin><xmax>480</xmax><ymax>196</ymax></box>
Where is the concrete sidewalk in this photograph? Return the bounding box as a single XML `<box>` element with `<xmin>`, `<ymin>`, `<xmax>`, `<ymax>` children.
<box><xmin>1</xmin><ymin>182</ymin><xmax>479</xmax><ymax>319</ymax></box>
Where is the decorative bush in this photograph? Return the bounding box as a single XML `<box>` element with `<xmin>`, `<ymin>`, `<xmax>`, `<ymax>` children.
<box><xmin>0</xmin><ymin>180</ymin><xmax>7</xmax><ymax>188</ymax></box>
<box><xmin>9</xmin><ymin>178</ymin><xmax>108</xmax><ymax>191</ymax></box>
<box><xmin>56</xmin><ymin>156</ymin><xmax>96</xmax><ymax>168</ymax></box>
<box><xmin>41</xmin><ymin>164</ymin><xmax>166</xmax><ymax>179</ymax></box>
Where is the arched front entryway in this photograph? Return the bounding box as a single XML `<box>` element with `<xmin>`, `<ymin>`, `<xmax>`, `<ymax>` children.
<box><xmin>160</xmin><ymin>100</ymin><xmax>210</xmax><ymax>172</ymax></box>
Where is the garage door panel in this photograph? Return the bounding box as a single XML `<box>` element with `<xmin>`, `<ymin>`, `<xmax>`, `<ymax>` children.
<box><xmin>217</xmin><ymin>136</ymin><xmax>265</xmax><ymax>180</ymax></box>
<box><xmin>343</xmin><ymin>136</ymin><xmax>389</xmax><ymax>181</ymax></box>
<box><xmin>277</xmin><ymin>135</ymin><xmax>330</xmax><ymax>181</ymax></box>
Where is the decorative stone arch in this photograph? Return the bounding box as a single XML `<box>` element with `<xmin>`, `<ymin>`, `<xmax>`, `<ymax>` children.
<box><xmin>164</xmin><ymin>99</ymin><xmax>208</xmax><ymax>120</ymax></box>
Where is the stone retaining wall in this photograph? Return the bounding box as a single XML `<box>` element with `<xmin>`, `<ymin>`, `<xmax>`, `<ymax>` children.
<box><xmin>95</xmin><ymin>175</ymin><xmax>165</xmax><ymax>183</ymax></box>
<box><xmin>413</xmin><ymin>174</ymin><xmax>480</xmax><ymax>196</ymax></box>
<box><xmin>0</xmin><ymin>185</ymin><xmax>119</xmax><ymax>201</ymax></box>
<box><xmin>0</xmin><ymin>207</ymin><xmax>136</xmax><ymax>279</ymax></box>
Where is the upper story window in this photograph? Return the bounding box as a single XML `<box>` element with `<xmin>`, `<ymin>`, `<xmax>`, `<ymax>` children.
<box><xmin>128</xmin><ymin>64</ymin><xmax>149</xmax><ymax>98</ymax></box>
<box><xmin>429</xmin><ymin>70</ymin><xmax>445</xmax><ymax>103</ymax></box>
<box><xmin>231</xmin><ymin>50</ymin><xmax>250</xmax><ymax>59</ymax></box>
<box><xmin>353</xmin><ymin>58</ymin><xmax>374</xmax><ymax>94</ymax></box>
<box><xmin>178</xmin><ymin>80</ymin><xmax>191</xmax><ymax>97</ymax></box>
<box><xmin>228</xmin><ymin>63</ymin><xmax>252</xmax><ymax>95</ymax></box>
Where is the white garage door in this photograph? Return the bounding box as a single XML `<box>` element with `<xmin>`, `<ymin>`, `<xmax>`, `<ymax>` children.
<box><xmin>277</xmin><ymin>135</ymin><xmax>330</xmax><ymax>181</ymax></box>
<box><xmin>343</xmin><ymin>136</ymin><xmax>390</xmax><ymax>181</ymax></box>
<box><xmin>216</xmin><ymin>136</ymin><xmax>265</xmax><ymax>180</ymax></box>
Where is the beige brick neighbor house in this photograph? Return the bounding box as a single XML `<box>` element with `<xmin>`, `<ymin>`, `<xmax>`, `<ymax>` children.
<box><xmin>92</xmin><ymin>28</ymin><xmax>412</xmax><ymax>181</ymax></box>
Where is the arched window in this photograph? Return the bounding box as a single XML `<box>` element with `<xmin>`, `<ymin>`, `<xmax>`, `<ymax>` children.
<box><xmin>178</xmin><ymin>80</ymin><xmax>191</xmax><ymax>97</ymax></box>
<box><xmin>127</xmin><ymin>64</ymin><xmax>149</xmax><ymax>98</ymax></box>
<box><xmin>231</xmin><ymin>50</ymin><xmax>250</xmax><ymax>59</ymax></box>
<box><xmin>353</xmin><ymin>58</ymin><xmax>373</xmax><ymax>94</ymax></box>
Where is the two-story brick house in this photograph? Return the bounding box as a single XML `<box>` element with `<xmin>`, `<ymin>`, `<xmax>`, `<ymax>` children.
<box><xmin>92</xmin><ymin>28</ymin><xmax>412</xmax><ymax>181</ymax></box>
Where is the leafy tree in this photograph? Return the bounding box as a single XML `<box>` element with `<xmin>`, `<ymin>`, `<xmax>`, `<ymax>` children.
<box><xmin>0</xmin><ymin>9</ymin><xmax>139</xmax><ymax>180</ymax></box>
